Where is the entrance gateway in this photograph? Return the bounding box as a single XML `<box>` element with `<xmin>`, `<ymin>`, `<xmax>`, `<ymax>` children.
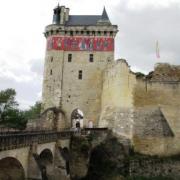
<box><xmin>71</xmin><ymin>109</ymin><xmax>84</xmax><ymax>128</ymax></box>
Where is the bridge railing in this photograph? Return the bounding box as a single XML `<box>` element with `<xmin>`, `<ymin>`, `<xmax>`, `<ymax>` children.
<box><xmin>0</xmin><ymin>128</ymin><xmax>108</xmax><ymax>151</ymax></box>
<box><xmin>0</xmin><ymin>131</ymin><xmax>73</xmax><ymax>151</ymax></box>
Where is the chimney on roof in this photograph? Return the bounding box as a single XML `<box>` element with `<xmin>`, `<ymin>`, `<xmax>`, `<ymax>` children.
<box><xmin>52</xmin><ymin>4</ymin><xmax>61</xmax><ymax>24</ymax></box>
<box><xmin>52</xmin><ymin>4</ymin><xmax>69</xmax><ymax>25</ymax></box>
<box><xmin>65</xmin><ymin>8</ymin><xmax>70</xmax><ymax>22</ymax></box>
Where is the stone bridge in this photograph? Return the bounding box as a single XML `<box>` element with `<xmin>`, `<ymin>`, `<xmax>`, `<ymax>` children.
<box><xmin>0</xmin><ymin>128</ymin><xmax>108</xmax><ymax>180</ymax></box>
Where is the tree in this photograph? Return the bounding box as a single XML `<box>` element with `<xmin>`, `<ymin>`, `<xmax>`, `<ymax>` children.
<box><xmin>0</xmin><ymin>88</ymin><xmax>27</xmax><ymax>130</ymax></box>
<box><xmin>1</xmin><ymin>109</ymin><xmax>27</xmax><ymax>129</ymax></box>
<box><xmin>24</xmin><ymin>101</ymin><xmax>42</xmax><ymax>120</ymax></box>
<box><xmin>0</xmin><ymin>88</ymin><xmax>18</xmax><ymax>110</ymax></box>
<box><xmin>135</xmin><ymin>72</ymin><xmax>146</xmax><ymax>79</ymax></box>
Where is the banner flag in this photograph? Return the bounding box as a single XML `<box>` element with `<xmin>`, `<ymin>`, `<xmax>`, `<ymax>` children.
<box><xmin>156</xmin><ymin>41</ymin><xmax>160</xmax><ymax>58</ymax></box>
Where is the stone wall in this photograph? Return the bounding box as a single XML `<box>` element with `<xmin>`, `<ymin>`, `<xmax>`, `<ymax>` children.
<box><xmin>133</xmin><ymin>79</ymin><xmax>180</xmax><ymax>156</ymax></box>
<box><xmin>99</xmin><ymin>62</ymin><xmax>180</xmax><ymax>156</ymax></box>
<box><xmin>99</xmin><ymin>59</ymin><xmax>136</xmax><ymax>138</ymax></box>
<box><xmin>130</xmin><ymin>157</ymin><xmax>180</xmax><ymax>179</ymax></box>
<box><xmin>26</xmin><ymin>110</ymin><xmax>66</xmax><ymax>131</ymax></box>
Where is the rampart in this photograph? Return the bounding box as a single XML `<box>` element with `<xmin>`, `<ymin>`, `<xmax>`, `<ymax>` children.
<box><xmin>99</xmin><ymin>61</ymin><xmax>180</xmax><ymax>156</ymax></box>
<box><xmin>99</xmin><ymin>59</ymin><xmax>136</xmax><ymax>138</ymax></box>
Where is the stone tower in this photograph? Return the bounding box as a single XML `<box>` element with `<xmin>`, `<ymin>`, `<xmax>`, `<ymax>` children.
<box><xmin>42</xmin><ymin>4</ymin><xmax>118</xmax><ymax>127</ymax></box>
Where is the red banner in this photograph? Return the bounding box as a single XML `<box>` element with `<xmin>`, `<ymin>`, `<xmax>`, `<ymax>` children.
<box><xmin>47</xmin><ymin>36</ymin><xmax>114</xmax><ymax>51</ymax></box>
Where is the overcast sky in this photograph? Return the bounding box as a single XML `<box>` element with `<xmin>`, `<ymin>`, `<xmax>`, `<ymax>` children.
<box><xmin>0</xmin><ymin>0</ymin><xmax>180</xmax><ymax>109</ymax></box>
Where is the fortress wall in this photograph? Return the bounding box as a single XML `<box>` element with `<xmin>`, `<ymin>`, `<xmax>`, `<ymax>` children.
<box><xmin>100</xmin><ymin>61</ymin><xmax>180</xmax><ymax>156</ymax></box>
<box><xmin>99</xmin><ymin>60</ymin><xmax>136</xmax><ymax>138</ymax></box>
<box><xmin>133</xmin><ymin>80</ymin><xmax>180</xmax><ymax>156</ymax></box>
<box><xmin>101</xmin><ymin>60</ymin><xmax>136</xmax><ymax>109</ymax></box>
<box><xmin>134</xmin><ymin>80</ymin><xmax>180</xmax><ymax>107</ymax></box>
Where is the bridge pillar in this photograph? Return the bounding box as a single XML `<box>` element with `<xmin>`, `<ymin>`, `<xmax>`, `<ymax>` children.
<box><xmin>54</xmin><ymin>144</ymin><xmax>71</xmax><ymax>180</ymax></box>
<box><xmin>27</xmin><ymin>144</ymin><xmax>42</xmax><ymax>179</ymax></box>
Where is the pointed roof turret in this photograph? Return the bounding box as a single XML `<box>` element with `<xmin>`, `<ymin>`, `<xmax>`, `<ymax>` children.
<box><xmin>97</xmin><ymin>6</ymin><xmax>111</xmax><ymax>25</ymax></box>
<box><xmin>102</xmin><ymin>6</ymin><xmax>109</xmax><ymax>20</ymax></box>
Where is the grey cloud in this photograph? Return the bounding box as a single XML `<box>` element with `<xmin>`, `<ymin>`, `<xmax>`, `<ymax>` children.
<box><xmin>0</xmin><ymin>74</ymin><xmax>42</xmax><ymax>110</ymax></box>
<box><xmin>110</xmin><ymin>2</ymin><xmax>180</xmax><ymax>73</ymax></box>
<box><xmin>30</xmin><ymin>58</ymin><xmax>44</xmax><ymax>77</ymax></box>
<box><xmin>1</xmin><ymin>1</ymin><xmax>180</xmax><ymax>108</ymax></box>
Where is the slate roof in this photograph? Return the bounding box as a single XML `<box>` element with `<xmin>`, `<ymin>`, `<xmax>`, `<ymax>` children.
<box><xmin>65</xmin><ymin>7</ymin><xmax>111</xmax><ymax>26</ymax></box>
<box><xmin>66</xmin><ymin>15</ymin><xmax>102</xmax><ymax>26</ymax></box>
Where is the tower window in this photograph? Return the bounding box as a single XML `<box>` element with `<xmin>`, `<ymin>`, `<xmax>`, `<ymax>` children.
<box><xmin>92</xmin><ymin>31</ymin><xmax>95</xmax><ymax>35</ymax></box>
<box><xmin>50</xmin><ymin>69</ymin><xmax>52</xmax><ymax>75</ymax></box>
<box><xmin>81</xmin><ymin>31</ymin><xmax>84</xmax><ymax>35</ymax></box>
<box><xmin>110</xmin><ymin>31</ymin><xmax>113</xmax><ymax>36</ymax></box>
<box><xmin>70</xmin><ymin>31</ymin><xmax>73</xmax><ymax>36</ymax></box>
<box><xmin>78</xmin><ymin>70</ymin><xmax>82</xmax><ymax>80</ymax></box>
<box><xmin>68</xmin><ymin>54</ymin><xmax>72</xmax><ymax>62</ymax></box>
<box><xmin>45</xmin><ymin>32</ymin><xmax>49</xmax><ymax>37</ymax></box>
<box><xmin>50</xmin><ymin>57</ymin><xmax>53</xmax><ymax>62</ymax></box>
<box><xmin>104</xmin><ymin>31</ymin><xmax>107</xmax><ymax>36</ymax></box>
<box><xmin>87</xmin><ymin>31</ymin><xmax>90</xmax><ymax>35</ymax></box>
<box><xmin>89</xmin><ymin>54</ymin><xmax>94</xmax><ymax>62</ymax></box>
<box><xmin>98</xmin><ymin>31</ymin><xmax>101</xmax><ymax>36</ymax></box>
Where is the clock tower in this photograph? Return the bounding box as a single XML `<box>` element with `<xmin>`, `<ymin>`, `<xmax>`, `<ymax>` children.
<box><xmin>42</xmin><ymin>4</ymin><xmax>118</xmax><ymax>127</ymax></box>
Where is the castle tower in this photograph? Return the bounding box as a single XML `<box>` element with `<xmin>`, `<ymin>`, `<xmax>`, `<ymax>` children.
<box><xmin>42</xmin><ymin>4</ymin><xmax>118</xmax><ymax>127</ymax></box>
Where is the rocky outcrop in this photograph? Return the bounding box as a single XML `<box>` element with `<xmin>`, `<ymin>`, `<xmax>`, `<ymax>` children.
<box><xmin>147</xmin><ymin>63</ymin><xmax>180</xmax><ymax>81</ymax></box>
<box><xmin>69</xmin><ymin>132</ymin><xmax>180</xmax><ymax>180</ymax></box>
<box><xmin>70</xmin><ymin>136</ymin><xmax>91</xmax><ymax>179</ymax></box>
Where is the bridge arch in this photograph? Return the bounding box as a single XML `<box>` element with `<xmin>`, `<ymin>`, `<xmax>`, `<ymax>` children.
<box><xmin>71</xmin><ymin>108</ymin><xmax>84</xmax><ymax>128</ymax></box>
<box><xmin>0</xmin><ymin>147</ymin><xmax>29</xmax><ymax>178</ymax></box>
<box><xmin>37</xmin><ymin>142</ymin><xmax>56</xmax><ymax>155</ymax></box>
<box><xmin>39</xmin><ymin>148</ymin><xmax>53</xmax><ymax>165</ymax></box>
<box><xmin>39</xmin><ymin>148</ymin><xmax>54</xmax><ymax>180</ymax></box>
<box><xmin>0</xmin><ymin>157</ymin><xmax>25</xmax><ymax>179</ymax></box>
